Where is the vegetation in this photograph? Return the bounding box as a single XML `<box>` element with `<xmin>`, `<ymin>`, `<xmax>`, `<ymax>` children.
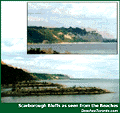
<box><xmin>1</xmin><ymin>61</ymin><xmax>70</xmax><ymax>85</ymax></box>
<box><xmin>1</xmin><ymin>61</ymin><xmax>113</xmax><ymax>97</ymax></box>
<box><xmin>103</xmin><ymin>38</ymin><xmax>117</xmax><ymax>42</ymax></box>
<box><xmin>27</xmin><ymin>48</ymin><xmax>71</xmax><ymax>54</ymax></box>
<box><xmin>1</xmin><ymin>63</ymin><xmax>37</xmax><ymax>85</ymax></box>
<box><xmin>27</xmin><ymin>26</ymin><xmax>107</xmax><ymax>44</ymax></box>
<box><xmin>32</xmin><ymin>73</ymin><xmax>70</xmax><ymax>80</ymax></box>
<box><xmin>27</xmin><ymin>48</ymin><xmax>60</xmax><ymax>54</ymax></box>
<box><xmin>27</xmin><ymin>27</ymin><xmax>59</xmax><ymax>43</ymax></box>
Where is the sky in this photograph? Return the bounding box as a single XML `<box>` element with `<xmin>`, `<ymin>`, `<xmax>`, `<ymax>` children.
<box><xmin>28</xmin><ymin>2</ymin><xmax>118</xmax><ymax>39</ymax></box>
<box><xmin>1</xmin><ymin>1</ymin><xmax>119</xmax><ymax>79</ymax></box>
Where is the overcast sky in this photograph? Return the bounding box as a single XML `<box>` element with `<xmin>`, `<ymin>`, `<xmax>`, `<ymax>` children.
<box><xmin>1</xmin><ymin>1</ymin><xmax>119</xmax><ymax>79</ymax></box>
<box><xmin>28</xmin><ymin>2</ymin><xmax>117</xmax><ymax>39</ymax></box>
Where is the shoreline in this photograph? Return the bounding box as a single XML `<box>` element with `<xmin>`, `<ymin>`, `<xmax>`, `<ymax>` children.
<box><xmin>1</xmin><ymin>87</ymin><xmax>113</xmax><ymax>97</ymax></box>
<box><xmin>1</xmin><ymin>81</ymin><xmax>113</xmax><ymax>97</ymax></box>
<box><xmin>27</xmin><ymin>42</ymin><xmax>116</xmax><ymax>45</ymax></box>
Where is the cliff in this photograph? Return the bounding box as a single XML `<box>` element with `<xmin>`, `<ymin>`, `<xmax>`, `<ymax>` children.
<box><xmin>1</xmin><ymin>60</ymin><xmax>37</xmax><ymax>84</ymax></box>
<box><xmin>27</xmin><ymin>26</ymin><xmax>105</xmax><ymax>44</ymax></box>
<box><xmin>1</xmin><ymin>61</ymin><xmax>70</xmax><ymax>84</ymax></box>
<box><xmin>32</xmin><ymin>73</ymin><xmax>70</xmax><ymax>80</ymax></box>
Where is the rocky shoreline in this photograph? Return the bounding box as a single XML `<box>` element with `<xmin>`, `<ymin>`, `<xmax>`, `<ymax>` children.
<box><xmin>1</xmin><ymin>81</ymin><xmax>113</xmax><ymax>97</ymax></box>
<box><xmin>1</xmin><ymin>81</ymin><xmax>63</xmax><ymax>88</ymax></box>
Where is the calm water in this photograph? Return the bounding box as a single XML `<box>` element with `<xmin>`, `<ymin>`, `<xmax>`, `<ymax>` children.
<box><xmin>27</xmin><ymin>43</ymin><xmax>118</xmax><ymax>54</ymax></box>
<box><xmin>1</xmin><ymin>79</ymin><xmax>119</xmax><ymax>103</ymax></box>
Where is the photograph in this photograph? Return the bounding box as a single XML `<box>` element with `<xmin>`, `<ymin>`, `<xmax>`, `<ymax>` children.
<box><xmin>27</xmin><ymin>2</ymin><xmax>118</xmax><ymax>54</ymax></box>
<box><xmin>1</xmin><ymin>54</ymin><xmax>119</xmax><ymax>103</ymax></box>
<box><xmin>1</xmin><ymin>0</ymin><xmax>119</xmax><ymax>109</ymax></box>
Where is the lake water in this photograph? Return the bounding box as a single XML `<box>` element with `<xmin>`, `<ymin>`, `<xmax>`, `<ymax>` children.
<box><xmin>1</xmin><ymin>79</ymin><xmax>119</xmax><ymax>103</ymax></box>
<box><xmin>27</xmin><ymin>43</ymin><xmax>118</xmax><ymax>54</ymax></box>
